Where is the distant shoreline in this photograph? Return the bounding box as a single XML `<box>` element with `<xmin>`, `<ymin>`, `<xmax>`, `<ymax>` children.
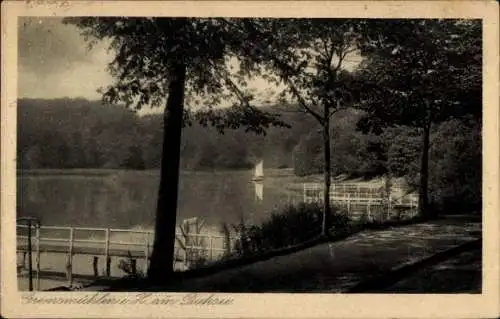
<box><xmin>16</xmin><ymin>168</ymin><xmax>265</xmax><ymax>176</ymax></box>
<box><xmin>15</xmin><ymin>168</ymin><xmax>298</xmax><ymax>179</ymax></box>
<box><xmin>16</xmin><ymin>168</ymin><xmax>410</xmax><ymax>193</ymax></box>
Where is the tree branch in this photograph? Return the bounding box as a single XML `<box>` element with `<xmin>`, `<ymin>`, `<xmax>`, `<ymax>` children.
<box><xmin>222</xmin><ymin>18</ymin><xmax>324</xmax><ymax>123</ymax></box>
<box><xmin>332</xmin><ymin>44</ymin><xmax>347</xmax><ymax>74</ymax></box>
<box><xmin>264</xmin><ymin>53</ymin><xmax>324</xmax><ymax>122</ymax></box>
<box><xmin>329</xmin><ymin>100</ymin><xmax>349</xmax><ymax>118</ymax></box>
<box><xmin>321</xmin><ymin>38</ymin><xmax>332</xmax><ymax>63</ymax></box>
<box><xmin>324</xmin><ymin>41</ymin><xmax>336</xmax><ymax>74</ymax></box>
<box><xmin>285</xmin><ymin>77</ymin><xmax>324</xmax><ymax>123</ymax></box>
<box><xmin>210</xmin><ymin>64</ymin><xmax>252</xmax><ymax>108</ymax></box>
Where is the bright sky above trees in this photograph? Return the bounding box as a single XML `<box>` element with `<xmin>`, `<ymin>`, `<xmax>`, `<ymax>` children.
<box><xmin>18</xmin><ymin>17</ymin><xmax>113</xmax><ymax>100</ymax></box>
<box><xmin>18</xmin><ymin>17</ymin><xmax>362</xmax><ymax>115</ymax></box>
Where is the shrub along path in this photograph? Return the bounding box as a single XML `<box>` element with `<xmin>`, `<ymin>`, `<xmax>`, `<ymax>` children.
<box><xmin>150</xmin><ymin>215</ymin><xmax>481</xmax><ymax>292</ymax></box>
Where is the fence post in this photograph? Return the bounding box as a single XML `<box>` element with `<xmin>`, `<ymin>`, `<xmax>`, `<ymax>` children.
<box><xmin>367</xmin><ymin>200</ymin><xmax>372</xmax><ymax>221</ymax></box>
<box><xmin>93</xmin><ymin>256</ymin><xmax>99</xmax><ymax>277</ymax></box>
<box><xmin>27</xmin><ymin>220</ymin><xmax>33</xmax><ymax>291</ymax></box>
<box><xmin>105</xmin><ymin>228</ymin><xmax>110</xmax><ymax>277</ymax></box>
<box><xmin>209</xmin><ymin>235</ymin><xmax>213</xmax><ymax>261</ymax></box>
<box><xmin>144</xmin><ymin>236</ymin><xmax>149</xmax><ymax>272</ymax></box>
<box><xmin>66</xmin><ymin>227</ymin><xmax>74</xmax><ymax>287</ymax></box>
<box><xmin>131</xmin><ymin>259</ymin><xmax>137</xmax><ymax>275</ymax></box>
<box><xmin>35</xmin><ymin>224</ymin><xmax>40</xmax><ymax>291</ymax></box>
<box><xmin>388</xmin><ymin>195</ymin><xmax>392</xmax><ymax>220</ymax></box>
<box><xmin>347</xmin><ymin>193</ymin><xmax>351</xmax><ymax>216</ymax></box>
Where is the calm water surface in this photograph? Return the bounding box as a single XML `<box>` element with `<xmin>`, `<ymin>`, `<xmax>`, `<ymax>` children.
<box><xmin>17</xmin><ymin>170</ymin><xmax>294</xmax><ymax>231</ymax></box>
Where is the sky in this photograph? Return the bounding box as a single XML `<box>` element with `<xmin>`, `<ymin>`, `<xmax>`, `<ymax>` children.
<box><xmin>18</xmin><ymin>17</ymin><xmax>362</xmax><ymax>114</ymax></box>
<box><xmin>18</xmin><ymin>17</ymin><xmax>114</xmax><ymax>101</ymax></box>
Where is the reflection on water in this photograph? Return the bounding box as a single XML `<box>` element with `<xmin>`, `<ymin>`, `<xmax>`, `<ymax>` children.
<box><xmin>254</xmin><ymin>181</ymin><xmax>264</xmax><ymax>201</ymax></box>
<box><xmin>17</xmin><ymin>170</ymin><xmax>292</xmax><ymax>231</ymax></box>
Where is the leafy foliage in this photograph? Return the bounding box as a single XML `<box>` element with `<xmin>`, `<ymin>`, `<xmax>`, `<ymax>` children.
<box><xmin>428</xmin><ymin>116</ymin><xmax>482</xmax><ymax>212</ymax></box>
<box><xmin>230</xmin><ymin>202</ymin><xmax>348</xmax><ymax>257</ymax></box>
<box><xmin>228</xmin><ymin>19</ymin><xmax>366</xmax><ymax>123</ymax></box>
<box><xmin>17</xmin><ymin>98</ymin><xmax>306</xmax><ymax>170</ymax></box>
<box><xmin>63</xmin><ymin>17</ymin><xmax>288</xmax><ymax>133</ymax></box>
<box><xmin>226</xmin><ymin>19</ymin><xmax>370</xmax><ymax>235</ymax></box>
<box><xmin>20</xmin><ymin>19</ymin><xmax>482</xmax><ymax>280</ymax></box>
<box><xmin>63</xmin><ymin>17</ymin><xmax>296</xmax><ymax>279</ymax></box>
<box><xmin>354</xmin><ymin>19</ymin><xmax>482</xmax><ymax>217</ymax></box>
<box><xmin>17</xmin><ymin>98</ymin><xmax>142</xmax><ymax>169</ymax></box>
<box><xmin>118</xmin><ymin>251</ymin><xmax>145</xmax><ymax>279</ymax></box>
<box><xmin>356</xmin><ymin>19</ymin><xmax>482</xmax><ymax>128</ymax></box>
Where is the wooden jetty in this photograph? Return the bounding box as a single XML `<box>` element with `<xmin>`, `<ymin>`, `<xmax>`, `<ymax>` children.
<box><xmin>16</xmin><ymin>223</ymin><xmax>235</xmax><ymax>290</ymax></box>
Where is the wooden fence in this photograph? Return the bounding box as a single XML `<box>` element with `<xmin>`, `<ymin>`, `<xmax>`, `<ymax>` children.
<box><xmin>16</xmin><ymin>223</ymin><xmax>237</xmax><ymax>290</ymax></box>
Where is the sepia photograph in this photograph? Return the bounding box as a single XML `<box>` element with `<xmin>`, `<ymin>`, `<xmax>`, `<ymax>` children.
<box><xmin>1</xmin><ymin>1</ymin><xmax>499</xmax><ymax>318</ymax></box>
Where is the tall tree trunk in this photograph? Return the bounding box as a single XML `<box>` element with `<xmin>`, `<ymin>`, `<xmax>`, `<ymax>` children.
<box><xmin>322</xmin><ymin>115</ymin><xmax>331</xmax><ymax>237</ymax></box>
<box><xmin>418</xmin><ymin>121</ymin><xmax>431</xmax><ymax>218</ymax></box>
<box><xmin>147</xmin><ymin>62</ymin><xmax>187</xmax><ymax>282</ymax></box>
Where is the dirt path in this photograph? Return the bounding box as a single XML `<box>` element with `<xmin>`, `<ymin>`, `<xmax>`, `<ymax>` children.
<box><xmin>376</xmin><ymin>248</ymin><xmax>482</xmax><ymax>293</ymax></box>
<box><xmin>156</xmin><ymin>217</ymin><xmax>480</xmax><ymax>292</ymax></box>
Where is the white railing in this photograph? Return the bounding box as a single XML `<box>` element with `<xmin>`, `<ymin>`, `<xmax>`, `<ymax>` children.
<box><xmin>16</xmin><ymin>223</ymin><xmax>238</xmax><ymax>288</ymax></box>
<box><xmin>302</xmin><ymin>182</ymin><xmax>419</xmax><ymax>220</ymax></box>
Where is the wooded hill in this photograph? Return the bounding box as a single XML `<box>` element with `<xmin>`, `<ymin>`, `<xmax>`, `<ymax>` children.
<box><xmin>17</xmin><ymin>98</ymin><xmax>481</xmax><ymax>212</ymax></box>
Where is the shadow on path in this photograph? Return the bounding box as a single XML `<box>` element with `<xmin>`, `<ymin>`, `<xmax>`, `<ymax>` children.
<box><xmin>376</xmin><ymin>247</ymin><xmax>482</xmax><ymax>293</ymax></box>
<box><xmin>141</xmin><ymin>216</ymin><xmax>481</xmax><ymax>293</ymax></box>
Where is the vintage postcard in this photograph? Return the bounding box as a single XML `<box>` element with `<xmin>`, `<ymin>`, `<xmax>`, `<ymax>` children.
<box><xmin>1</xmin><ymin>0</ymin><xmax>499</xmax><ymax>318</ymax></box>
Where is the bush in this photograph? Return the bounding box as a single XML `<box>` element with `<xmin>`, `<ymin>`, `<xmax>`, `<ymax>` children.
<box><xmin>231</xmin><ymin>202</ymin><xmax>349</xmax><ymax>258</ymax></box>
<box><xmin>118</xmin><ymin>252</ymin><xmax>145</xmax><ymax>279</ymax></box>
<box><xmin>183</xmin><ymin>203</ymin><xmax>426</xmax><ymax>276</ymax></box>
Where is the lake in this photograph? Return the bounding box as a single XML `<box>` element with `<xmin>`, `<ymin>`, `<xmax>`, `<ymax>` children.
<box><xmin>17</xmin><ymin>169</ymin><xmax>302</xmax><ymax>233</ymax></box>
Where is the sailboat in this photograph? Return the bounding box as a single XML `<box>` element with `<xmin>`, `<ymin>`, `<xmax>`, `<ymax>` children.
<box><xmin>251</xmin><ymin>160</ymin><xmax>264</xmax><ymax>182</ymax></box>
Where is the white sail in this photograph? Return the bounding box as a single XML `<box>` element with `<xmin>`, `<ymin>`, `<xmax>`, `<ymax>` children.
<box><xmin>254</xmin><ymin>160</ymin><xmax>264</xmax><ymax>178</ymax></box>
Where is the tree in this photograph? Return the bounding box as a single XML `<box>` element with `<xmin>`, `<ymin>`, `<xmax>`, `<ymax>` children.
<box><xmin>65</xmin><ymin>17</ymin><xmax>286</xmax><ymax>282</ymax></box>
<box><xmin>123</xmin><ymin>145</ymin><xmax>145</xmax><ymax>170</ymax></box>
<box><xmin>228</xmin><ymin>19</ymin><xmax>364</xmax><ymax>236</ymax></box>
<box><xmin>356</xmin><ymin>19</ymin><xmax>481</xmax><ymax>218</ymax></box>
<box><xmin>429</xmin><ymin>116</ymin><xmax>481</xmax><ymax>212</ymax></box>
<box><xmin>293</xmin><ymin>128</ymin><xmax>323</xmax><ymax>176</ymax></box>
<box><xmin>382</xmin><ymin>126</ymin><xmax>421</xmax><ymax>186</ymax></box>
